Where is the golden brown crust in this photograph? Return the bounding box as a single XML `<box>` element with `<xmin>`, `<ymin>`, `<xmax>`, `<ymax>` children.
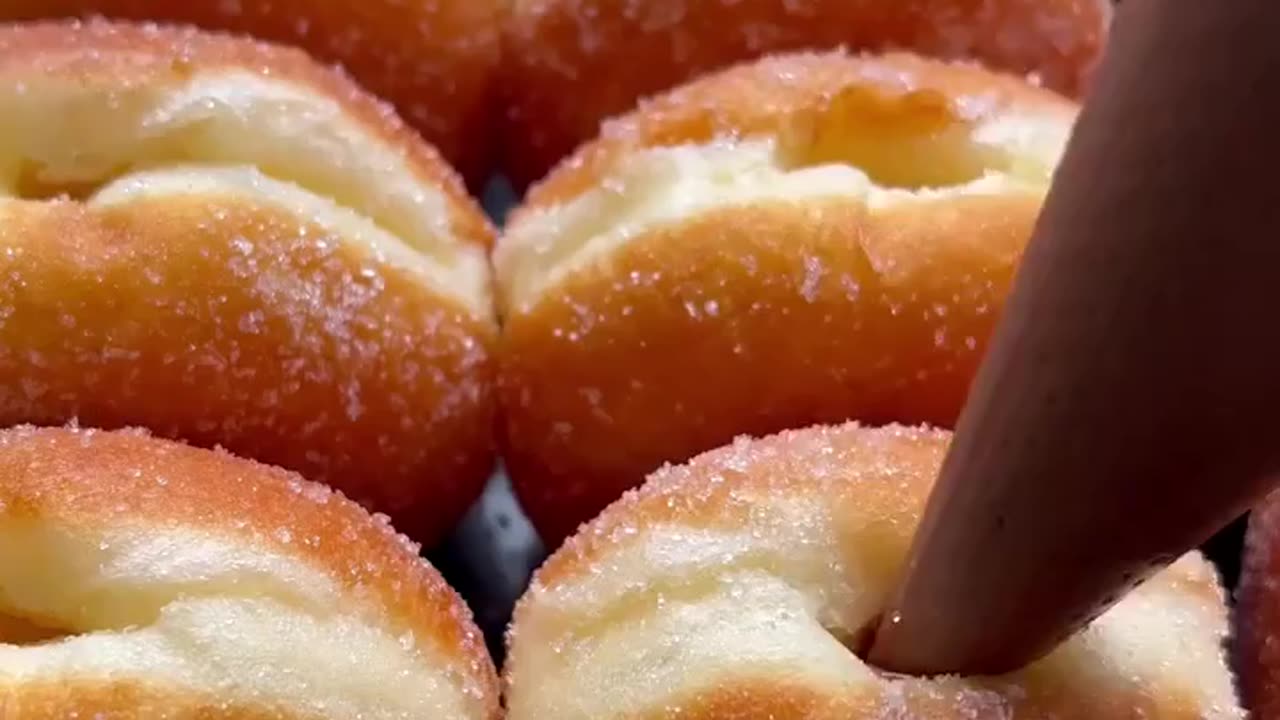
<box><xmin>2</xmin><ymin>682</ymin><xmax>305</xmax><ymax>719</ymax></box>
<box><xmin>626</xmin><ymin>677</ymin><xmax>1203</xmax><ymax>720</ymax></box>
<box><xmin>501</xmin><ymin>0</ymin><xmax>1107</xmax><ymax>186</ymax></box>
<box><xmin>0</xmin><ymin>20</ymin><xmax>499</xmax><ymax>546</ymax></box>
<box><xmin>498</xmin><ymin>51</ymin><xmax>1075</xmax><ymax>543</ymax></box>
<box><xmin>3</xmin><ymin>682</ymin><xmax>334</xmax><ymax>719</ymax></box>
<box><xmin>501</xmin><ymin>197</ymin><xmax>1030</xmax><ymax>541</ymax></box>
<box><xmin>0</xmin><ymin>425</ymin><xmax>501</xmax><ymax>719</ymax></box>
<box><xmin>529</xmin><ymin>424</ymin><xmax>946</xmax><ymax>588</ymax></box>
<box><xmin>518</xmin><ymin>51</ymin><xmax>1075</xmax><ymax>213</ymax></box>
<box><xmin>0</xmin><ymin>195</ymin><xmax>495</xmax><ymax>546</ymax></box>
<box><xmin>0</xmin><ymin>3</ymin><xmax>503</xmax><ymax>186</ymax></box>
<box><xmin>506</xmin><ymin>424</ymin><xmax>1241</xmax><ymax>720</ymax></box>
<box><xmin>0</xmin><ymin>19</ymin><xmax>494</xmax><ymax>249</ymax></box>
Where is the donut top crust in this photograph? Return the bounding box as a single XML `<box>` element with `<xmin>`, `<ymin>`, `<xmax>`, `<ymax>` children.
<box><xmin>509</xmin><ymin>423</ymin><xmax>1240</xmax><ymax>720</ymax></box>
<box><xmin>0</xmin><ymin>19</ymin><xmax>496</xmax><ymax>322</ymax></box>
<box><xmin>500</xmin><ymin>0</ymin><xmax>1109</xmax><ymax>184</ymax></box>
<box><xmin>0</xmin><ymin>425</ymin><xmax>500</xmax><ymax>718</ymax></box>
<box><xmin>498</xmin><ymin>51</ymin><xmax>1077</xmax><ymax>312</ymax></box>
<box><xmin>520</xmin><ymin>51</ymin><xmax>1076</xmax><ymax>211</ymax></box>
<box><xmin>0</xmin><ymin>19</ymin><xmax>492</xmax><ymax>246</ymax></box>
<box><xmin>0</xmin><ymin>0</ymin><xmax>504</xmax><ymax>183</ymax></box>
<box><xmin>536</xmin><ymin>424</ymin><xmax>1221</xmax><ymax>600</ymax></box>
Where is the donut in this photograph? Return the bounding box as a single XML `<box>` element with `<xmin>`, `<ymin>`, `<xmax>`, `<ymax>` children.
<box><xmin>500</xmin><ymin>0</ymin><xmax>1110</xmax><ymax>186</ymax></box>
<box><xmin>495</xmin><ymin>50</ymin><xmax>1077</xmax><ymax>543</ymax></box>
<box><xmin>0</xmin><ymin>424</ymin><xmax>500</xmax><ymax>719</ymax></box>
<box><xmin>0</xmin><ymin>0</ymin><xmax>503</xmax><ymax>185</ymax></box>
<box><xmin>505</xmin><ymin>423</ymin><xmax>1242</xmax><ymax>720</ymax></box>
<box><xmin>0</xmin><ymin>20</ymin><xmax>498</xmax><ymax>547</ymax></box>
<box><xmin>1232</xmin><ymin>491</ymin><xmax>1280</xmax><ymax>716</ymax></box>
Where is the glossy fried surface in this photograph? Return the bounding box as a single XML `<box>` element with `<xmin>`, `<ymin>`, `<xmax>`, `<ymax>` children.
<box><xmin>0</xmin><ymin>425</ymin><xmax>500</xmax><ymax>719</ymax></box>
<box><xmin>501</xmin><ymin>0</ymin><xmax>1110</xmax><ymax>185</ymax></box>
<box><xmin>497</xmin><ymin>51</ymin><xmax>1075</xmax><ymax>543</ymax></box>
<box><xmin>507</xmin><ymin>423</ymin><xmax>1241</xmax><ymax>720</ymax></box>
<box><xmin>0</xmin><ymin>20</ymin><xmax>498</xmax><ymax>546</ymax></box>
<box><xmin>0</xmin><ymin>0</ymin><xmax>505</xmax><ymax>184</ymax></box>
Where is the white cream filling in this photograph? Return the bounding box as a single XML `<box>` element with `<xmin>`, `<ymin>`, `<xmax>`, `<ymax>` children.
<box><xmin>496</xmin><ymin>111</ymin><xmax>1068</xmax><ymax>313</ymax></box>
<box><xmin>510</xmin><ymin>514</ymin><xmax>1237</xmax><ymax>720</ymax></box>
<box><xmin>0</xmin><ymin>71</ymin><xmax>491</xmax><ymax>319</ymax></box>
<box><xmin>0</xmin><ymin>523</ymin><xmax>482</xmax><ymax>719</ymax></box>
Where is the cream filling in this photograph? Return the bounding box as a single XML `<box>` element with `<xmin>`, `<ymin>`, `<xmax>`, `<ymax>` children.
<box><xmin>89</xmin><ymin>165</ymin><xmax>491</xmax><ymax>315</ymax></box>
<box><xmin>0</xmin><ymin>523</ymin><xmax>482</xmax><ymax>719</ymax></box>
<box><xmin>509</xmin><ymin>516</ymin><xmax>1238</xmax><ymax>720</ymax></box>
<box><xmin>0</xmin><ymin>71</ymin><xmax>491</xmax><ymax>319</ymax></box>
<box><xmin>495</xmin><ymin>112</ymin><xmax>1069</xmax><ymax>313</ymax></box>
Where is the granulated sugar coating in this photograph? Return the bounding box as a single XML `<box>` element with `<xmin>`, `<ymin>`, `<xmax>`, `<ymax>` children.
<box><xmin>496</xmin><ymin>50</ymin><xmax>1077</xmax><ymax>544</ymax></box>
<box><xmin>0</xmin><ymin>0</ymin><xmax>504</xmax><ymax>185</ymax></box>
<box><xmin>501</xmin><ymin>0</ymin><xmax>1111</xmax><ymax>185</ymax></box>
<box><xmin>1233</xmin><ymin>490</ymin><xmax>1280</xmax><ymax>717</ymax></box>
<box><xmin>506</xmin><ymin>423</ymin><xmax>1242</xmax><ymax>720</ymax></box>
<box><xmin>0</xmin><ymin>425</ymin><xmax>500</xmax><ymax>719</ymax></box>
<box><xmin>0</xmin><ymin>21</ymin><xmax>499</xmax><ymax>547</ymax></box>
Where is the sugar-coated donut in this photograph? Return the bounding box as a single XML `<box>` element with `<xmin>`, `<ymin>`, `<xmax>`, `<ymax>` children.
<box><xmin>496</xmin><ymin>50</ymin><xmax>1077</xmax><ymax>543</ymax></box>
<box><xmin>0</xmin><ymin>425</ymin><xmax>500</xmax><ymax>719</ymax></box>
<box><xmin>0</xmin><ymin>0</ymin><xmax>503</xmax><ymax>185</ymax></box>
<box><xmin>500</xmin><ymin>0</ymin><xmax>1110</xmax><ymax>186</ymax></box>
<box><xmin>506</xmin><ymin>423</ymin><xmax>1243</xmax><ymax>720</ymax></box>
<box><xmin>0</xmin><ymin>20</ymin><xmax>497</xmax><ymax>547</ymax></box>
<box><xmin>1233</xmin><ymin>490</ymin><xmax>1280</xmax><ymax>717</ymax></box>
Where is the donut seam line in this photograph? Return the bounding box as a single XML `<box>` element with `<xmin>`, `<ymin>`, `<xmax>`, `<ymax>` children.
<box><xmin>0</xmin><ymin>69</ymin><xmax>492</xmax><ymax>319</ymax></box>
<box><xmin>496</xmin><ymin>137</ymin><xmax>1050</xmax><ymax>313</ymax></box>
<box><xmin>0</xmin><ymin>519</ymin><xmax>475</xmax><ymax>666</ymax></box>
<box><xmin>0</xmin><ymin>528</ymin><xmax>481</xmax><ymax>717</ymax></box>
<box><xmin>520</xmin><ymin>548</ymin><xmax>857</xmax><ymax>654</ymax></box>
<box><xmin>81</xmin><ymin>162</ymin><xmax>493</xmax><ymax>321</ymax></box>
